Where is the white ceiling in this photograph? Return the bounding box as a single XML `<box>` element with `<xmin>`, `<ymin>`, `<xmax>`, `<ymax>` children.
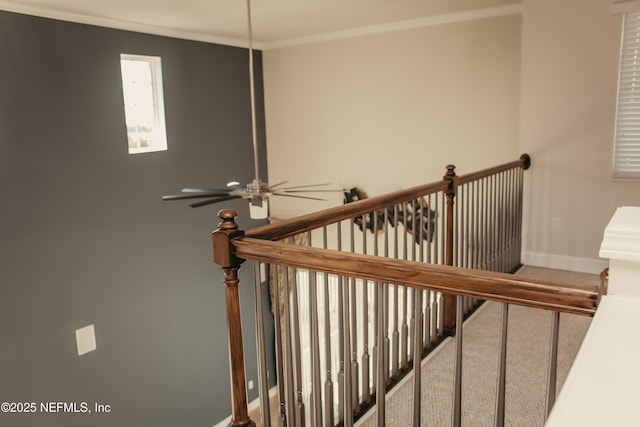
<box><xmin>0</xmin><ymin>0</ymin><xmax>520</xmax><ymax>48</ymax></box>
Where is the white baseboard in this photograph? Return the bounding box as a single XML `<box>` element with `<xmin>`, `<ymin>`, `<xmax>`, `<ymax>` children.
<box><xmin>522</xmin><ymin>251</ymin><xmax>609</xmax><ymax>275</ymax></box>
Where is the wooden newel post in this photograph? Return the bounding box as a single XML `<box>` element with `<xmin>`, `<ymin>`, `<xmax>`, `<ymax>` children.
<box><xmin>443</xmin><ymin>164</ymin><xmax>457</xmax><ymax>333</ymax></box>
<box><xmin>212</xmin><ymin>209</ymin><xmax>256</xmax><ymax>427</ymax></box>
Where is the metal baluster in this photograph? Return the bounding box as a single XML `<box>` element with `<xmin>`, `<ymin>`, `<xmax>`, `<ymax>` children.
<box><xmin>437</xmin><ymin>193</ymin><xmax>445</xmax><ymax>337</ymax></box>
<box><xmin>349</xmin><ymin>219</ymin><xmax>359</xmax><ymax>409</ymax></box>
<box><xmin>452</xmin><ymin>295</ymin><xmax>463</xmax><ymax>427</ymax></box>
<box><xmin>505</xmin><ymin>170</ymin><xmax>510</xmax><ymax>270</ymax></box>
<box><xmin>465</xmin><ymin>182</ymin><xmax>471</xmax><ymax>271</ymax></box>
<box><xmin>545</xmin><ymin>311</ymin><xmax>560</xmax><ymax>421</ymax></box>
<box><xmin>504</xmin><ymin>169</ymin><xmax>511</xmax><ymax>270</ymax></box>
<box><xmin>408</xmin><ymin>201</ymin><xmax>416</xmax><ymax>362</ymax></box>
<box><xmin>457</xmin><ymin>185</ymin><xmax>466</xmax><ymax>314</ymax></box>
<box><xmin>424</xmin><ymin>196</ymin><xmax>433</xmax><ymax>346</ymax></box>
<box><xmin>499</xmin><ymin>171</ymin><xmax>506</xmax><ymax>272</ymax></box>
<box><xmin>320</xmin><ymin>227</ymin><xmax>334</xmax><ymax>427</ymax></box>
<box><xmin>455</xmin><ymin>184</ymin><xmax>460</xmax><ymax>269</ymax></box>
<box><xmin>343</xmin><ymin>270</ymin><xmax>354</xmax><ymax>427</ymax></box>
<box><xmin>372</xmin><ymin>214</ymin><xmax>379</xmax><ymax>395</ymax></box>
<box><xmin>498</xmin><ymin>171</ymin><xmax>508</xmax><ymax>273</ymax></box>
<box><xmin>478</xmin><ymin>178</ymin><xmax>484</xmax><ymax>268</ymax></box>
<box><xmin>494</xmin><ymin>173</ymin><xmax>499</xmax><ymax>270</ymax></box>
<box><xmin>486</xmin><ymin>175</ymin><xmax>492</xmax><ymax>270</ymax></box>
<box><xmin>253</xmin><ymin>262</ymin><xmax>272</xmax><ymax>427</ymax></box>
<box><xmin>401</xmin><ymin>203</ymin><xmax>409</xmax><ymax>369</ymax></box>
<box><xmin>272</xmin><ymin>266</ymin><xmax>287</xmax><ymax>427</ymax></box>
<box><xmin>437</xmin><ymin>292</ymin><xmax>445</xmax><ymax>338</ymax></box>
<box><xmin>336</xmin><ymin>223</ymin><xmax>345</xmax><ymax>425</ymax></box>
<box><xmin>491</xmin><ymin>174</ymin><xmax>497</xmax><ymax>271</ymax></box>
<box><xmin>516</xmin><ymin>167</ymin><xmax>523</xmax><ymax>268</ymax></box>
<box><xmin>507</xmin><ymin>169</ymin><xmax>513</xmax><ymax>269</ymax></box>
<box><xmin>282</xmin><ymin>266</ymin><xmax>295</xmax><ymax>424</ymax></box>
<box><xmin>466</xmin><ymin>182</ymin><xmax>472</xmax><ymax>271</ymax></box>
<box><xmin>471</xmin><ymin>181</ymin><xmax>478</xmax><ymax>309</ymax></box>
<box><xmin>361</xmin><ymin>213</ymin><xmax>371</xmax><ymax>404</ymax></box>
<box><xmin>289</xmin><ymin>265</ymin><xmax>306</xmax><ymax>427</ymax></box>
<box><xmin>412</xmin><ymin>199</ymin><xmax>417</xmax><ymax>262</ymax></box>
<box><xmin>391</xmin><ymin>204</ymin><xmax>400</xmax><ymax>377</ymax></box>
<box><xmin>424</xmin><ymin>288</ymin><xmax>432</xmax><ymax>348</ymax></box>
<box><xmin>482</xmin><ymin>177</ymin><xmax>487</xmax><ymax>269</ymax></box>
<box><xmin>376</xmin><ymin>278</ymin><xmax>386</xmax><ymax>427</ymax></box>
<box><xmin>383</xmin><ymin>284</ymin><xmax>390</xmax><ymax>385</ymax></box>
<box><xmin>309</xmin><ymin>269</ymin><xmax>323</xmax><ymax>427</ymax></box>
<box><xmin>419</xmin><ymin>198</ymin><xmax>429</xmax><ymax>351</ymax></box>
<box><xmin>514</xmin><ymin>167</ymin><xmax>520</xmax><ymax>268</ymax></box>
<box><xmin>495</xmin><ymin>303</ymin><xmax>509</xmax><ymax>427</ymax></box>
<box><xmin>482</xmin><ymin>177</ymin><xmax>488</xmax><ymax>270</ymax></box>
<box><xmin>514</xmin><ymin>168</ymin><xmax>520</xmax><ymax>264</ymax></box>
<box><xmin>383</xmin><ymin>208</ymin><xmax>390</xmax><ymax>386</ymax></box>
<box><xmin>496</xmin><ymin>172</ymin><xmax>502</xmax><ymax>272</ymax></box>
<box><xmin>489</xmin><ymin>175</ymin><xmax>498</xmax><ymax>271</ymax></box>
<box><xmin>439</xmin><ymin>190</ymin><xmax>445</xmax><ymax>264</ymax></box>
<box><xmin>509</xmin><ymin>169</ymin><xmax>520</xmax><ymax>271</ymax></box>
<box><xmin>411</xmin><ymin>288</ymin><xmax>423</xmax><ymax>427</ymax></box>
<box><xmin>474</xmin><ymin>180</ymin><xmax>480</xmax><ymax>270</ymax></box>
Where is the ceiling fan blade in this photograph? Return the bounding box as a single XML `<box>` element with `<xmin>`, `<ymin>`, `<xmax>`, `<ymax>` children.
<box><xmin>276</xmin><ymin>183</ymin><xmax>333</xmax><ymax>190</ymax></box>
<box><xmin>278</xmin><ymin>189</ymin><xmax>345</xmax><ymax>193</ymax></box>
<box><xmin>181</xmin><ymin>187</ymin><xmax>234</xmax><ymax>193</ymax></box>
<box><xmin>189</xmin><ymin>194</ymin><xmax>244</xmax><ymax>208</ymax></box>
<box><xmin>163</xmin><ymin>191</ymin><xmax>232</xmax><ymax>201</ymax></box>
<box><xmin>268</xmin><ymin>180</ymin><xmax>289</xmax><ymax>189</ymax></box>
<box><xmin>273</xmin><ymin>193</ymin><xmax>328</xmax><ymax>202</ymax></box>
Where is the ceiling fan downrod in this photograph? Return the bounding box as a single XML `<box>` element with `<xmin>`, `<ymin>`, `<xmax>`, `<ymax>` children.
<box><xmin>162</xmin><ymin>0</ymin><xmax>343</xmax><ymax>219</ymax></box>
<box><xmin>247</xmin><ymin>0</ymin><xmax>261</xmax><ymax>183</ymax></box>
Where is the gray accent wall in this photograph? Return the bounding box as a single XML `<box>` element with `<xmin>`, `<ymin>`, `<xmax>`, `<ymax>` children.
<box><xmin>0</xmin><ymin>10</ymin><xmax>273</xmax><ymax>427</ymax></box>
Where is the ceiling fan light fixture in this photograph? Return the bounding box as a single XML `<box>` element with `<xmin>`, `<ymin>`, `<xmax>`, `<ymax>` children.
<box><xmin>249</xmin><ymin>195</ymin><xmax>269</xmax><ymax>219</ymax></box>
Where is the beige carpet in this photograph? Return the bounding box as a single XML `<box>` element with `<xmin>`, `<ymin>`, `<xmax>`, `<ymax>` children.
<box><xmin>357</xmin><ymin>267</ymin><xmax>599</xmax><ymax>427</ymax></box>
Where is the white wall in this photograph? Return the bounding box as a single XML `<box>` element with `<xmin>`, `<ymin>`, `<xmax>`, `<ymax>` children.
<box><xmin>263</xmin><ymin>2</ymin><xmax>639</xmax><ymax>274</ymax></box>
<box><xmin>263</xmin><ymin>13</ymin><xmax>522</xmax><ymax>219</ymax></box>
<box><xmin>519</xmin><ymin>0</ymin><xmax>640</xmax><ymax>273</ymax></box>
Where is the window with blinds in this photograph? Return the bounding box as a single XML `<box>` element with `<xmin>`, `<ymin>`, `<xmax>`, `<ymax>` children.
<box><xmin>613</xmin><ymin>11</ymin><xmax>640</xmax><ymax>179</ymax></box>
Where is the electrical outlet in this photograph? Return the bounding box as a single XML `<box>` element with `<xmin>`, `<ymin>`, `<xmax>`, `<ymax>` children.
<box><xmin>248</xmin><ymin>380</ymin><xmax>254</xmax><ymax>390</ymax></box>
<box><xmin>75</xmin><ymin>324</ymin><xmax>97</xmax><ymax>356</ymax></box>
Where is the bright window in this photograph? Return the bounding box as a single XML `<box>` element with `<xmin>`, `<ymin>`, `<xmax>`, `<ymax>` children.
<box><xmin>613</xmin><ymin>11</ymin><xmax>640</xmax><ymax>179</ymax></box>
<box><xmin>120</xmin><ymin>54</ymin><xmax>167</xmax><ymax>154</ymax></box>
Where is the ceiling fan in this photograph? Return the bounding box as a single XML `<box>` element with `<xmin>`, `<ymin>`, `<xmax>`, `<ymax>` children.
<box><xmin>163</xmin><ymin>0</ymin><xmax>342</xmax><ymax>219</ymax></box>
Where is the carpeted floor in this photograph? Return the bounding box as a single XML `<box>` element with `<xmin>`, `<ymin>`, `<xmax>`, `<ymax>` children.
<box><xmin>356</xmin><ymin>266</ymin><xmax>599</xmax><ymax>427</ymax></box>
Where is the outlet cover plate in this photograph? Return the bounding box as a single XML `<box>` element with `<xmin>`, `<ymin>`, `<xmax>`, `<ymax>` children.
<box><xmin>75</xmin><ymin>324</ymin><xmax>96</xmax><ymax>356</ymax></box>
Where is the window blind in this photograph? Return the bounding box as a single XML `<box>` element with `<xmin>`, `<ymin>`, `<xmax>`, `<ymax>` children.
<box><xmin>613</xmin><ymin>11</ymin><xmax>640</xmax><ymax>179</ymax></box>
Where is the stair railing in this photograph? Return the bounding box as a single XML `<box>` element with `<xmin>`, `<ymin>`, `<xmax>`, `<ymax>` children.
<box><xmin>212</xmin><ymin>154</ymin><xmax>605</xmax><ymax>427</ymax></box>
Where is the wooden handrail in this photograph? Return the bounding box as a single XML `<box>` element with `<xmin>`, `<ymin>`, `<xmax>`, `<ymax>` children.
<box><xmin>233</xmin><ymin>237</ymin><xmax>600</xmax><ymax>316</ymax></box>
<box><xmin>245</xmin><ymin>154</ymin><xmax>530</xmax><ymax>242</ymax></box>
<box><xmin>456</xmin><ymin>154</ymin><xmax>531</xmax><ymax>186</ymax></box>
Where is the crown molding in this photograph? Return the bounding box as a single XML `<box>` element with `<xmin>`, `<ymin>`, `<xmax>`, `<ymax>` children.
<box><xmin>0</xmin><ymin>0</ymin><xmax>520</xmax><ymax>51</ymax></box>
<box><xmin>0</xmin><ymin>0</ymin><xmax>257</xmax><ymax>49</ymax></box>
<box><xmin>263</xmin><ymin>3</ymin><xmax>522</xmax><ymax>50</ymax></box>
